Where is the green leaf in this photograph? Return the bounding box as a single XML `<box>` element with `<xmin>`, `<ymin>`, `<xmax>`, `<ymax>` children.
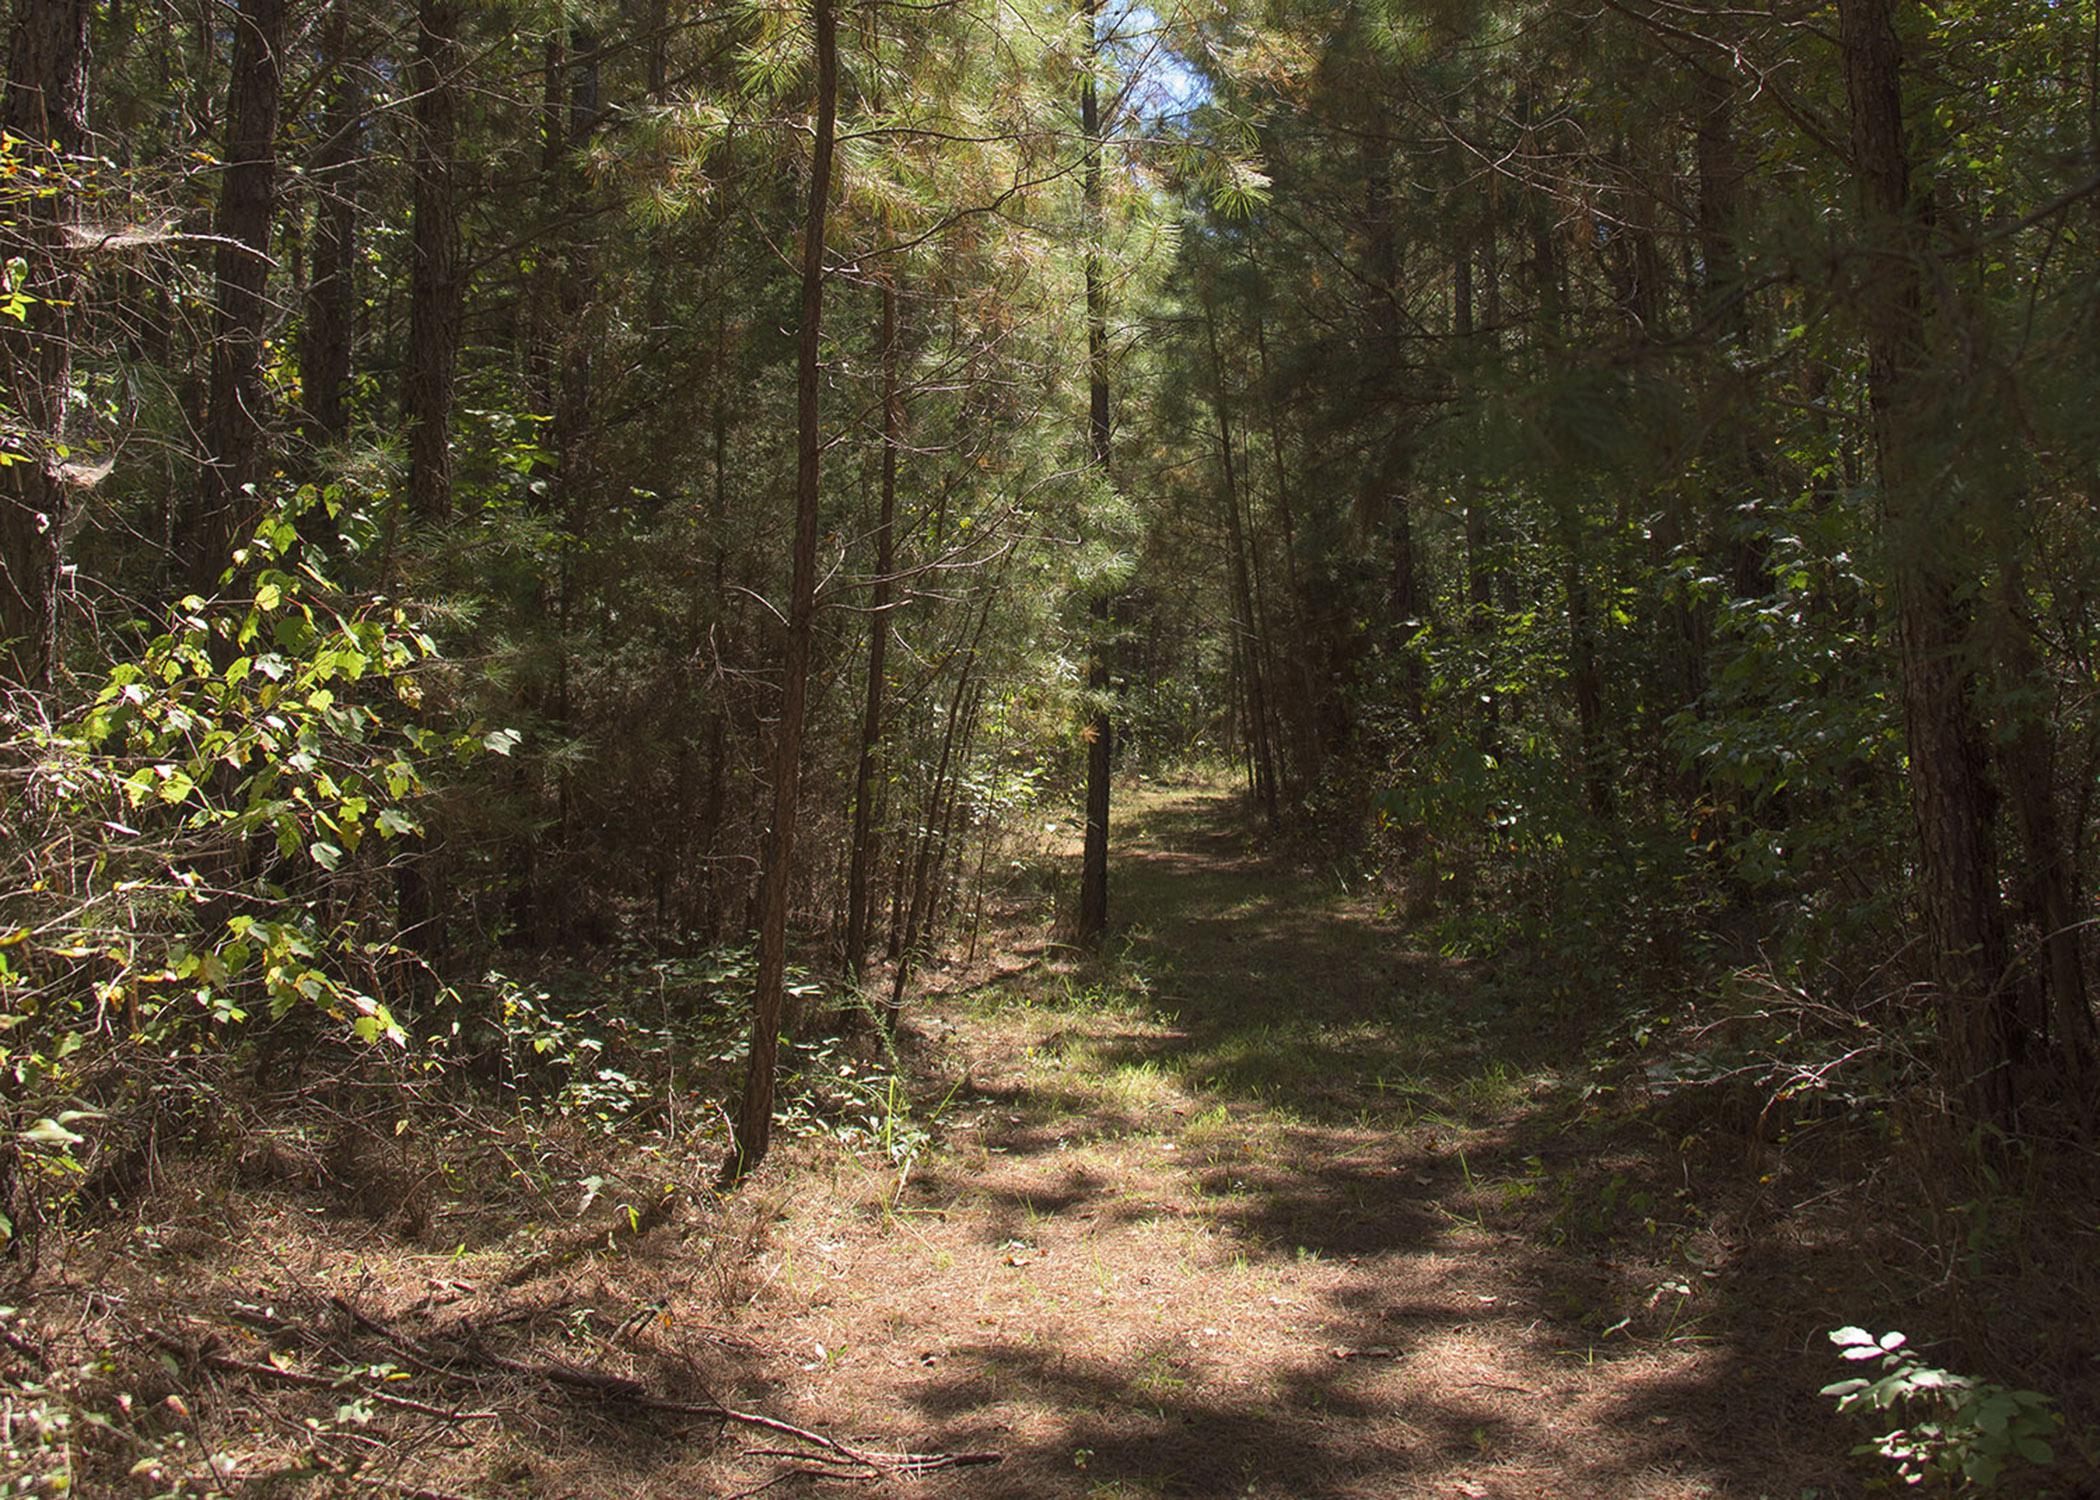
<box><xmin>21</xmin><ymin>1118</ymin><xmax>85</xmax><ymax>1148</ymax></box>
<box><xmin>482</xmin><ymin>728</ymin><xmax>522</xmax><ymax>756</ymax></box>
<box><xmin>310</xmin><ymin>841</ymin><xmax>344</xmax><ymax>871</ymax></box>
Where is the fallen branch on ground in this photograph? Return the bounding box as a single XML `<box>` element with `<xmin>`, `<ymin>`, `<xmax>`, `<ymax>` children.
<box><xmin>194</xmin><ymin>1349</ymin><xmax>500</xmax><ymax>1423</ymax></box>
<box><xmin>326</xmin><ymin>1297</ymin><xmax>1003</xmax><ymax>1480</ymax></box>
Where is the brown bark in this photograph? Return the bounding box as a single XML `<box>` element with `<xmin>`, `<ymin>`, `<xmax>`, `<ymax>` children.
<box><xmin>0</xmin><ymin>0</ymin><xmax>91</xmax><ymax>686</ymax></box>
<box><xmin>1252</xmin><ymin>310</ymin><xmax>1324</xmax><ymax>788</ymax></box>
<box><xmin>1692</xmin><ymin>67</ymin><xmax>1773</xmax><ymax>602</ymax></box>
<box><xmin>1565</xmin><ymin>557</ymin><xmax>1612</xmax><ymax>821</ymax></box>
<box><xmin>402</xmin><ymin>0</ymin><xmax>462</xmax><ymax>520</ymax></box>
<box><xmin>1204</xmin><ymin>295</ymin><xmax>1276</xmax><ymax>823</ymax></box>
<box><xmin>1456</xmin><ymin>235</ymin><xmax>1498</xmax><ymax>737</ymax></box>
<box><xmin>1360</xmin><ymin>132</ymin><xmax>1422</xmax><ymax>717</ymax></box>
<box><xmin>1995</xmin><ymin>567</ymin><xmax>2095</xmax><ymax>1085</ymax></box>
<box><xmin>700</xmin><ymin>329</ymin><xmax>732</xmax><ymax>937</ymax></box>
<box><xmin>187</xmin><ymin>0</ymin><xmax>290</xmax><ymax>592</ymax></box>
<box><xmin>1076</xmin><ymin>0</ymin><xmax>1112</xmax><ymax>944</ymax></box>
<box><xmin>1840</xmin><ymin>0</ymin><xmax>2022</xmax><ymax>1122</ymax></box>
<box><xmin>845</xmin><ymin>278</ymin><xmax>902</xmax><ymax>980</ymax></box>
<box><xmin>891</xmin><ymin>660</ymin><xmax>984</xmax><ymax>1022</ymax></box>
<box><xmin>730</xmin><ymin>0</ymin><xmax>837</xmax><ymax>1179</ymax></box>
<box><xmin>547</xmin><ymin>27</ymin><xmax>600</xmax><ymax>925</ymax></box>
<box><xmin>300</xmin><ymin>0</ymin><xmax>360</xmax><ymax>448</ymax></box>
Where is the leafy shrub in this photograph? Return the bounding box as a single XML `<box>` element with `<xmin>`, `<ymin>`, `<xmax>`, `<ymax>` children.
<box><xmin>0</xmin><ymin>501</ymin><xmax>494</xmax><ymax>1251</ymax></box>
<box><xmin>1823</xmin><ymin>1326</ymin><xmax>2059</xmax><ymax>1493</ymax></box>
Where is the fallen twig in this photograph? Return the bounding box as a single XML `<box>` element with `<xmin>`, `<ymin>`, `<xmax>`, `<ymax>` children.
<box><xmin>334</xmin><ymin>1298</ymin><xmax>1003</xmax><ymax>1478</ymax></box>
<box><xmin>192</xmin><ymin>1348</ymin><xmax>500</xmax><ymax>1423</ymax></box>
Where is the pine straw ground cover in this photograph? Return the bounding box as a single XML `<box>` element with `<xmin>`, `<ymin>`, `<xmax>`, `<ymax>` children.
<box><xmin>4</xmin><ymin>784</ymin><xmax>2097</xmax><ymax>1497</ymax></box>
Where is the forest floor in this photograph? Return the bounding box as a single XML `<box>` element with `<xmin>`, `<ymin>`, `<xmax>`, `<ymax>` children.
<box><xmin>662</xmin><ymin>782</ymin><xmax>1864</xmax><ymax>1499</ymax></box>
<box><xmin>17</xmin><ymin>782</ymin><xmax>2014</xmax><ymax>1497</ymax></box>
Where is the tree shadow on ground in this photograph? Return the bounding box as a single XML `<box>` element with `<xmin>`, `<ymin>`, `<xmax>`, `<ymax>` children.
<box><xmin>894</xmin><ymin>788</ymin><xmax>1870</xmax><ymax>1498</ymax></box>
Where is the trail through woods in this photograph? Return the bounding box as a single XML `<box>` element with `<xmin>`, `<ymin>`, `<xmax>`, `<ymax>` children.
<box><xmin>27</xmin><ymin>785</ymin><xmax>1881</xmax><ymax>1498</ymax></box>
<box><xmin>693</xmin><ymin>785</ymin><xmax>1852</xmax><ymax>1497</ymax></box>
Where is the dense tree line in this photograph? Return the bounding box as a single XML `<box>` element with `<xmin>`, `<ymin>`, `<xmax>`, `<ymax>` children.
<box><xmin>3</xmin><ymin>0</ymin><xmax>2097</xmax><ymax>1244</ymax></box>
<box><xmin>0</xmin><ymin>0</ymin><xmax>1173</xmax><ymax>1208</ymax></box>
<box><xmin>1149</xmin><ymin>0</ymin><xmax>2100</xmax><ymax>1135</ymax></box>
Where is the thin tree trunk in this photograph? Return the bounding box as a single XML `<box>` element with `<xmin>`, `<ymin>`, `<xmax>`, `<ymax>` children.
<box><xmin>1076</xmin><ymin>0</ymin><xmax>1113</xmax><ymax>944</ymax></box>
<box><xmin>402</xmin><ymin>0</ymin><xmax>462</xmax><ymax>520</ymax></box>
<box><xmin>926</xmin><ymin>686</ymin><xmax>985</xmax><ymax>937</ymax></box>
<box><xmin>1252</xmin><ymin>309</ymin><xmax>1321</xmax><ymax>787</ymax></box>
<box><xmin>1564</xmin><ymin>555</ymin><xmax>1611</xmax><ymax>820</ymax></box>
<box><xmin>1693</xmin><ymin>65</ymin><xmax>1770</xmax><ymax>603</ymax></box>
<box><xmin>301</xmin><ymin>0</ymin><xmax>359</xmax><ymax>449</ymax></box>
<box><xmin>1995</xmin><ymin>565</ymin><xmax>2094</xmax><ymax>1084</ymax></box>
<box><xmin>1455</xmin><ymin>231</ymin><xmax>1499</xmax><ymax>738</ymax></box>
<box><xmin>390</xmin><ymin>0</ymin><xmax>449</xmax><ymax>1010</ymax></box>
<box><xmin>187</xmin><ymin>0</ymin><xmax>289</xmax><ymax>591</ymax></box>
<box><xmin>547</xmin><ymin>27</ymin><xmax>600</xmax><ymax>939</ymax></box>
<box><xmin>1360</xmin><ymin>133</ymin><xmax>1421</xmax><ymax>718</ymax></box>
<box><xmin>0</xmin><ymin>0</ymin><xmax>92</xmax><ymax>685</ymax></box>
<box><xmin>845</xmin><ymin>277</ymin><xmax>902</xmax><ymax>980</ymax></box>
<box><xmin>1245</xmin><ymin>462</ymin><xmax>1287</xmax><ymax>801</ymax></box>
<box><xmin>890</xmin><ymin>599</ymin><xmax>993</xmax><ymax>1022</ymax></box>
<box><xmin>1203</xmin><ymin>296</ymin><xmax>1276</xmax><ymax>823</ymax></box>
<box><xmin>731</xmin><ymin>0</ymin><xmax>837</xmax><ymax>1179</ymax></box>
<box><xmin>701</xmin><ymin>329</ymin><xmax>732</xmax><ymax>937</ymax></box>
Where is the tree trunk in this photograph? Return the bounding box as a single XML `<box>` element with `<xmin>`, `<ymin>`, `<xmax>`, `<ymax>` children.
<box><xmin>0</xmin><ymin>0</ymin><xmax>91</xmax><ymax>686</ymax></box>
<box><xmin>301</xmin><ymin>0</ymin><xmax>360</xmax><ymax>449</ymax></box>
<box><xmin>1076</xmin><ymin>0</ymin><xmax>1112</xmax><ymax>943</ymax></box>
<box><xmin>1995</xmin><ymin>566</ymin><xmax>2094</xmax><ymax>1085</ymax></box>
<box><xmin>402</xmin><ymin>0</ymin><xmax>462</xmax><ymax>520</ymax></box>
<box><xmin>845</xmin><ymin>277</ymin><xmax>902</xmax><ymax>980</ymax></box>
<box><xmin>730</xmin><ymin>0</ymin><xmax>837</xmax><ymax>1179</ymax></box>
<box><xmin>1204</xmin><ymin>295</ymin><xmax>1276</xmax><ymax>823</ymax></box>
<box><xmin>1252</xmin><ymin>309</ymin><xmax>1323</xmax><ymax>788</ymax></box>
<box><xmin>1564</xmin><ymin>556</ymin><xmax>1612</xmax><ymax>821</ymax></box>
<box><xmin>891</xmin><ymin>660</ymin><xmax>983</xmax><ymax>1023</ymax></box>
<box><xmin>187</xmin><ymin>0</ymin><xmax>289</xmax><ymax>592</ymax></box>
<box><xmin>1692</xmin><ymin>66</ymin><xmax>1772</xmax><ymax>603</ymax></box>
<box><xmin>546</xmin><ymin>26</ymin><xmax>601</xmax><ymax>938</ymax></box>
<box><xmin>1360</xmin><ymin>132</ymin><xmax>1421</xmax><ymax>718</ymax></box>
<box><xmin>700</xmin><ymin>325</ymin><xmax>732</xmax><ymax>937</ymax></box>
<box><xmin>1840</xmin><ymin>0</ymin><xmax>2022</xmax><ymax>1124</ymax></box>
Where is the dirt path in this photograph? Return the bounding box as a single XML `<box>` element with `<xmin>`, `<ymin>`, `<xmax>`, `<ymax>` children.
<box><xmin>719</xmin><ymin>785</ymin><xmax>1846</xmax><ymax>1499</ymax></box>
